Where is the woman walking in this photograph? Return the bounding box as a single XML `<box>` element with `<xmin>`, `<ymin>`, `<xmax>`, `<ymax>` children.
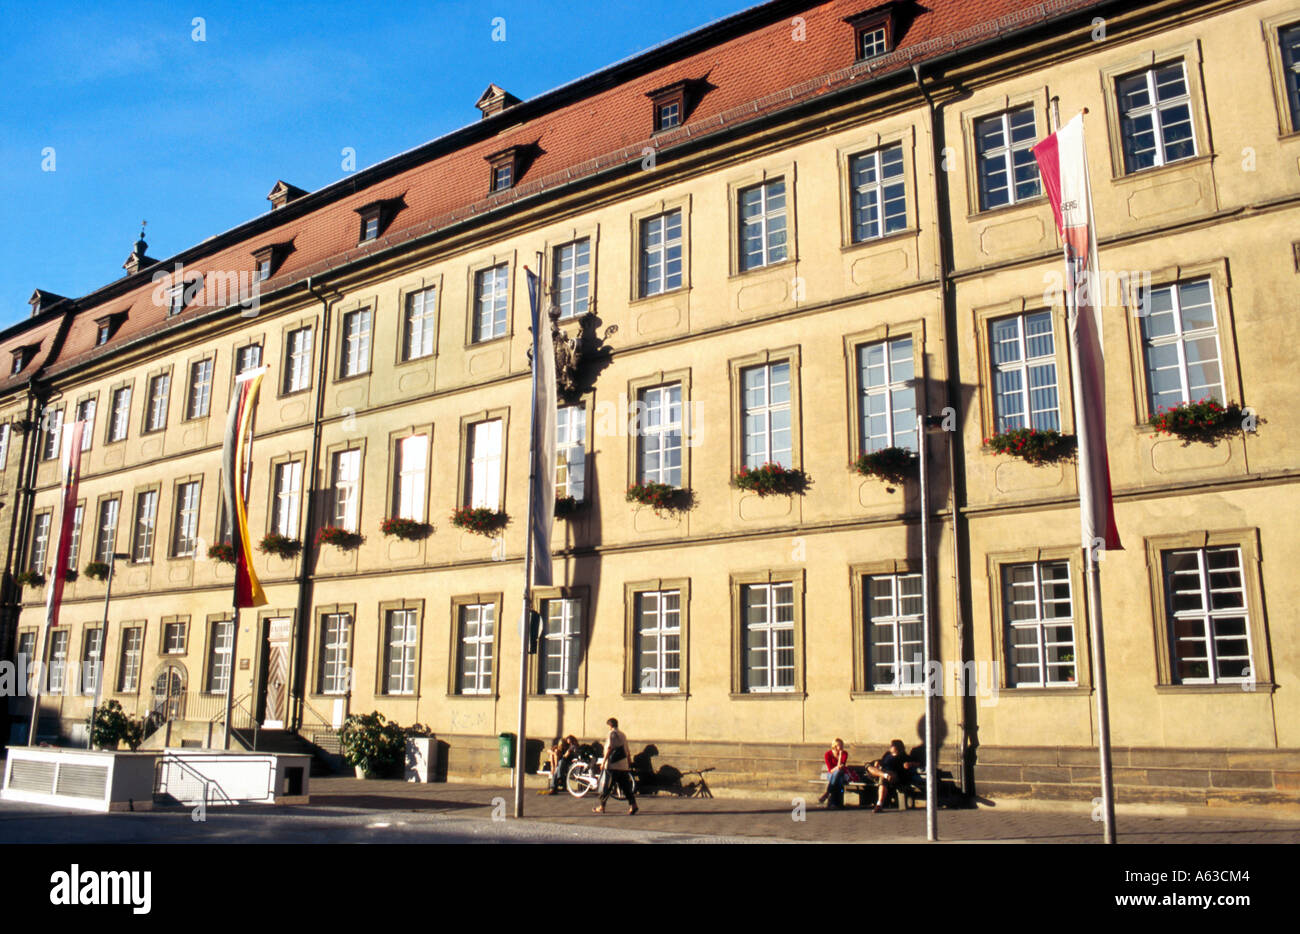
<box><xmin>593</xmin><ymin>717</ymin><xmax>638</xmax><ymax>815</ymax></box>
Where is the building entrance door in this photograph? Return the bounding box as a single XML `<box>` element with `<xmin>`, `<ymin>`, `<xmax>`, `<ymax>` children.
<box><xmin>261</xmin><ymin>617</ymin><xmax>292</xmax><ymax>729</ymax></box>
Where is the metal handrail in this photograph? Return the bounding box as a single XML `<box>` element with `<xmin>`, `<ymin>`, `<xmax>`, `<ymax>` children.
<box><xmin>155</xmin><ymin>752</ymin><xmax>235</xmax><ymax>807</ymax></box>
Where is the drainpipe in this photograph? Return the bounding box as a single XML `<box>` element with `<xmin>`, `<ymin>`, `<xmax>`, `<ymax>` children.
<box><xmin>288</xmin><ymin>276</ymin><xmax>338</xmax><ymax>732</ymax></box>
<box><xmin>913</xmin><ymin>63</ymin><xmax>975</xmax><ymax>799</ymax></box>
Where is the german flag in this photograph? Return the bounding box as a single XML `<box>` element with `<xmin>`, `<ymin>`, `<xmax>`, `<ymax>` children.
<box><xmin>222</xmin><ymin>368</ymin><xmax>268</xmax><ymax>607</ymax></box>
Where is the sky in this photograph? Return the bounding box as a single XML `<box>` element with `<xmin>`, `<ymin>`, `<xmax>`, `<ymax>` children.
<box><xmin>0</xmin><ymin>0</ymin><xmax>751</xmax><ymax>330</ymax></box>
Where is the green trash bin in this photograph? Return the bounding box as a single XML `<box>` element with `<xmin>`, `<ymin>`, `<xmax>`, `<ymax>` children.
<box><xmin>498</xmin><ymin>733</ymin><xmax>515</xmax><ymax>769</ymax></box>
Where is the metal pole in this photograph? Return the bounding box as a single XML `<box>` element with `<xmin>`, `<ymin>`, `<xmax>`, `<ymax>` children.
<box><xmin>223</xmin><ymin>604</ymin><xmax>239</xmax><ymax>750</ymax></box>
<box><xmin>86</xmin><ymin>554</ymin><xmax>120</xmax><ymax>748</ymax></box>
<box><xmin>918</xmin><ymin>413</ymin><xmax>937</xmax><ymax>841</ymax></box>
<box><xmin>513</xmin><ymin>253</ymin><xmax>545</xmax><ymax>818</ymax></box>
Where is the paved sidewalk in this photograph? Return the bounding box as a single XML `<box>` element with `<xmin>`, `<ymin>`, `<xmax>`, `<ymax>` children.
<box><xmin>308</xmin><ymin>777</ymin><xmax>1300</xmax><ymax>844</ymax></box>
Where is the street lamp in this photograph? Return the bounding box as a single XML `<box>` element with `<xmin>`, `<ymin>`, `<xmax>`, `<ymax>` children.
<box><xmin>917</xmin><ymin>411</ymin><xmax>949</xmax><ymax>842</ymax></box>
<box><xmin>86</xmin><ymin>552</ymin><xmax>129</xmax><ymax>749</ymax></box>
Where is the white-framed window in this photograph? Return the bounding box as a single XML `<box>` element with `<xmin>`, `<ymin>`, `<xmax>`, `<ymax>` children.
<box><xmin>172</xmin><ymin>481</ymin><xmax>200</xmax><ymax>557</ymax></box>
<box><xmin>857</xmin><ymin>337</ymin><xmax>917</xmax><ymax>452</ymax></box>
<box><xmin>16</xmin><ymin>631</ymin><xmax>37</xmax><ymax>673</ymax></box>
<box><xmin>271</xmin><ymin>461</ymin><xmax>302</xmax><ymax>537</ymax></box>
<box><xmin>1163</xmin><ymin>546</ymin><xmax>1252</xmax><ymax>684</ymax></box>
<box><xmin>284</xmin><ymin>327</ymin><xmax>314</xmax><ymax>393</ymax></box>
<box><xmin>552</xmin><ymin>239</ymin><xmax>591</xmax><ymax>319</ymax></box>
<box><xmin>404</xmin><ymin>287</ymin><xmax>437</xmax><ymax>360</ymax></box>
<box><xmin>1003</xmin><ymin>561</ymin><xmax>1077</xmax><ymax>687</ymax></box>
<box><xmin>41</xmin><ymin>408</ymin><xmax>63</xmax><ymax>460</ymax></box>
<box><xmin>473</xmin><ymin>265</ymin><xmax>509</xmax><ymax>342</ymax></box>
<box><xmin>1283</xmin><ymin>24</ymin><xmax>1300</xmax><ymax>130</ymax></box>
<box><xmin>636</xmin><ymin>384</ymin><xmax>682</xmax><ymax>486</ymax></box>
<box><xmin>47</xmin><ymin>630</ymin><xmax>69</xmax><ymax>693</ymax></box>
<box><xmin>81</xmin><ymin>629</ymin><xmax>103</xmax><ymax>696</ymax></box>
<box><xmin>542</xmin><ymin>598</ymin><xmax>582</xmax><ymax>695</ymax></box>
<box><xmin>74</xmin><ymin>398</ymin><xmax>96</xmax><ymax>451</ymax></box>
<box><xmin>556</xmin><ymin>405</ymin><xmax>586</xmax><ymax>501</ymax></box>
<box><xmin>95</xmin><ymin>497</ymin><xmax>120</xmax><ymax>564</ymax></box>
<box><xmin>635</xmin><ymin>590</ymin><xmax>680</xmax><ymax>693</ymax></box>
<box><xmin>235</xmin><ymin>343</ymin><xmax>262</xmax><ymax>375</ymax></box>
<box><xmin>162</xmin><ymin>621</ymin><xmax>187</xmax><ymax>655</ymax></box>
<box><xmin>167</xmin><ymin>285</ymin><xmax>187</xmax><ymax>317</ymax></box>
<box><xmin>395</xmin><ymin>435</ymin><xmax>428</xmax><ymax>520</ymax></box>
<box><xmin>860</xmin><ymin>25</ymin><xmax>888</xmax><ymax>59</ymax></box>
<box><xmin>0</xmin><ymin>423</ymin><xmax>9</xmax><ymax>466</ymax></box>
<box><xmin>206</xmin><ymin>619</ymin><xmax>233</xmax><ymax>694</ymax></box>
<box><xmin>975</xmin><ymin>107</ymin><xmax>1042</xmax><ymax>210</ymax></box>
<box><xmin>738</xmin><ymin>178</ymin><xmax>788</xmax><ymax>272</ymax></box>
<box><xmin>30</xmin><ymin>513</ymin><xmax>51</xmax><ymax>573</ymax></box>
<box><xmin>1139</xmin><ymin>278</ymin><xmax>1224</xmax><ymax>413</ymax></box>
<box><xmin>492</xmin><ymin>162</ymin><xmax>513</xmax><ymax>192</ymax></box>
<box><xmin>108</xmin><ymin>387</ymin><xmax>131</xmax><ymax>442</ymax></box>
<box><xmin>320</xmin><ymin>613</ymin><xmax>351</xmax><ymax>695</ymax></box>
<box><xmin>639</xmin><ymin>210</ymin><xmax>683</xmax><ymax>297</ymax></box>
<box><xmin>331</xmin><ymin>449</ymin><xmax>361</xmax><ymax>532</ymax></box>
<box><xmin>66</xmin><ymin>505</ymin><xmax>83</xmax><ymax>571</ymax></box>
<box><xmin>118</xmin><ymin>627</ymin><xmax>143</xmax><ymax>693</ymax></box>
<box><xmin>145</xmin><ymin>374</ymin><xmax>170</xmax><ymax>432</ymax></box>
<box><xmin>340</xmin><ymin>308</ymin><xmax>372</xmax><ymax>377</ymax></box>
<box><xmin>1117</xmin><ymin>61</ymin><xmax>1197</xmax><ymax>173</ymax></box>
<box><xmin>741</xmin><ymin>362</ymin><xmax>792</xmax><ymax>469</ymax></box>
<box><xmin>187</xmin><ymin>359</ymin><xmax>214</xmax><ymax>419</ymax></box>
<box><xmin>849</xmin><ymin>145</ymin><xmax>907</xmax><ymax>242</ymax></box>
<box><xmin>384</xmin><ymin>608</ymin><xmax>418</xmax><ymax>696</ymax></box>
<box><xmin>866</xmin><ymin>573</ymin><xmax>923</xmax><ymax>690</ymax></box>
<box><xmin>457</xmin><ymin>603</ymin><xmax>495</xmax><ymax>695</ymax></box>
<box><xmin>360</xmin><ymin>213</ymin><xmax>380</xmax><ymax>242</ymax></box>
<box><xmin>656</xmin><ymin>100</ymin><xmax>680</xmax><ymax>130</ymax></box>
<box><xmin>742</xmin><ymin>583</ymin><xmax>795</xmax><ymax>693</ymax></box>
<box><xmin>467</xmin><ymin>420</ymin><xmax>502</xmax><ymax>510</ymax></box>
<box><xmin>990</xmin><ymin>312</ymin><xmax>1060</xmax><ymax>433</ymax></box>
<box><xmin>132</xmin><ymin>490</ymin><xmax>158</xmax><ymax>562</ymax></box>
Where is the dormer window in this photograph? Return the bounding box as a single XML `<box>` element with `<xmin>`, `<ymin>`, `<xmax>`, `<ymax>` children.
<box><xmin>647</xmin><ymin>80</ymin><xmax>698</xmax><ymax>133</ymax></box>
<box><xmin>251</xmin><ymin>241</ymin><xmax>293</xmax><ymax>281</ymax></box>
<box><xmin>354</xmin><ymin>198</ymin><xmax>404</xmax><ymax>244</ymax></box>
<box><xmin>10</xmin><ymin>344</ymin><xmax>37</xmax><ymax>375</ymax></box>
<box><xmin>94</xmin><ymin>312</ymin><xmax>126</xmax><ymax>346</ymax></box>
<box><xmin>486</xmin><ymin>146</ymin><xmax>532</xmax><ymax>194</ymax></box>
<box><xmin>167</xmin><ymin>285</ymin><xmax>186</xmax><ymax>317</ymax></box>
<box><xmin>846</xmin><ymin>4</ymin><xmax>905</xmax><ymax>62</ymax></box>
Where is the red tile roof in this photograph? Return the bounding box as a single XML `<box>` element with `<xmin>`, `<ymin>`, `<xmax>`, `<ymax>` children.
<box><xmin>4</xmin><ymin>0</ymin><xmax>1106</xmax><ymax>392</ymax></box>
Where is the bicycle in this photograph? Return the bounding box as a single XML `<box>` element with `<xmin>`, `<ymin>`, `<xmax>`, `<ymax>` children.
<box><xmin>679</xmin><ymin>766</ymin><xmax>715</xmax><ymax>798</ymax></box>
<box><xmin>565</xmin><ymin>759</ymin><xmax>638</xmax><ymax>800</ymax></box>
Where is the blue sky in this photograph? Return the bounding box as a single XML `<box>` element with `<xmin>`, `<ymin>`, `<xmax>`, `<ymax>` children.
<box><xmin>0</xmin><ymin>0</ymin><xmax>750</xmax><ymax>330</ymax></box>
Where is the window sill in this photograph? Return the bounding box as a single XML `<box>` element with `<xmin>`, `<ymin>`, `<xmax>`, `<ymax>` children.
<box><xmin>965</xmin><ymin>195</ymin><xmax>1049</xmax><ymax>223</ymax></box>
<box><xmin>277</xmin><ymin>387</ymin><xmax>313</xmax><ymax>401</ymax></box>
<box><xmin>448</xmin><ymin>692</ymin><xmax>498</xmax><ymax>700</ymax></box>
<box><xmin>629</xmin><ymin>286</ymin><xmax>688</xmax><ymax>308</ymax></box>
<box><xmin>840</xmin><ymin>226</ymin><xmax>919</xmax><ymax>254</ymax></box>
<box><xmin>1154</xmin><ymin>682</ymin><xmax>1276</xmax><ymax>695</ymax></box>
<box><xmin>1110</xmin><ymin>152</ymin><xmax>1213</xmax><ymax>185</ymax></box>
<box><xmin>141</xmin><ymin>427</ymin><xmax>167</xmax><ymax>436</ymax></box>
<box><xmin>728</xmin><ymin>691</ymin><xmax>807</xmax><ymax>700</ymax></box>
<box><xmin>621</xmin><ymin>691</ymin><xmax>689</xmax><ymax>700</ymax></box>
<box><xmin>396</xmin><ymin>353</ymin><xmax>438</xmax><ymax>367</ymax></box>
<box><xmin>999</xmin><ymin>685</ymin><xmax>1094</xmax><ymax>696</ymax></box>
<box><xmin>464</xmin><ymin>334</ymin><xmax>510</xmax><ymax>351</ymax></box>
<box><xmin>530</xmin><ymin>692</ymin><xmax>588</xmax><ymax>700</ymax></box>
<box><xmin>181</xmin><ymin>414</ymin><xmax>211</xmax><ymax>425</ymax></box>
<box><xmin>335</xmin><ymin>370</ymin><xmax>371</xmax><ymax>385</ymax></box>
<box><xmin>309</xmin><ymin>692</ymin><xmax>350</xmax><ymax>701</ymax></box>
<box><xmin>729</xmin><ymin>257</ymin><xmax>796</xmax><ymax>282</ymax></box>
<box><xmin>850</xmin><ymin>689</ymin><xmax>926</xmax><ymax>699</ymax></box>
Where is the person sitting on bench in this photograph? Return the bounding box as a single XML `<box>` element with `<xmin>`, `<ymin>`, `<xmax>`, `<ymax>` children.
<box><xmin>540</xmin><ymin>735</ymin><xmax>580</xmax><ymax>794</ymax></box>
<box><xmin>819</xmin><ymin>738</ymin><xmax>854</xmax><ymax>808</ymax></box>
<box><xmin>867</xmin><ymin>739</ymin><xmax>916</xmax><ymax>813</ymax></box>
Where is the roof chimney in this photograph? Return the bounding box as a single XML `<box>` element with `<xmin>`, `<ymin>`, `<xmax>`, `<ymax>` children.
<box><xmin>267</xmin><ymin>180</ymin><xmax>307</xmax><ymax>211</ymax></box>
<box><xmin>122</xmin><ymin>221</ymin><xmax>156</xmax><ymax>276</ymax></box>
<box><xmin>28</xmin><ymin>289</ymin><xmax>67</xmax><ymax>317</ymax></box>
<box><xmin>476</xmin><ymin>83</ymin><xmax>520</xmax><ymax>119</ymax></box>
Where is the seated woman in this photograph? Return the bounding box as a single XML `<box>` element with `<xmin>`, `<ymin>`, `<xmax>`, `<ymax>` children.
<box><xmin>866</xmin><ymin>739</ymin><xmax>916</xmax><ymax>813</ymax></box>
<box><xmin>541</xmin><ymin>735</ymin><xmax>580</xmax><ymax>794</ymax></box>
<box><xmin>819</xmin><ymin>738</ymin><xmax>853</xmax><ymax>808</ymax></box>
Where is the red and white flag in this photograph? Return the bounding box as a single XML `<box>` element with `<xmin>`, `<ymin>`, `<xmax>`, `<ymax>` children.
<box><xmin>43</xmin><ymin>420</ymin><xmax>86</xmax><ymax>630</ymax></box>
<box><xmin>1033</xmin><ymin>114</ymin><xmax>1122</xmax><ymax>552</ymax></box>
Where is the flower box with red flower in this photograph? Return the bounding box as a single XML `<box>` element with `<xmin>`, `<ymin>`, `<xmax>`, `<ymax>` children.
<box><xmin>732</xmin><ymin>462</ymin><xmax>809</xmax><ymax>497</ymax></box>
<box><xmin>984</xmin><ymin>428</ymin><xmax>1075</xmax><ymax>466</ymax></box>
<box><xmin>449</xmin><ymin>508</ymin><xmax>507</xmax><ymax>536</ymax></box>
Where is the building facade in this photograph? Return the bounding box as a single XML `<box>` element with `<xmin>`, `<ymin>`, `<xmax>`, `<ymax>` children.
<box><xmin>3</xmin><ymin>0</ymin><xmax>1299</xmax><ymax>807</ymax></box>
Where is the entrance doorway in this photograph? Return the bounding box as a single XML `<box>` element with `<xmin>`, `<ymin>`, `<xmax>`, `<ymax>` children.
<box><xmin>260</xmin><ymin>617</ymin><xmax>292</xmax><ymax>729</ymax></box>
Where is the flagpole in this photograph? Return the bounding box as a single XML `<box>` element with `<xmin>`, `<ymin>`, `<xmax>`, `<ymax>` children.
<box><xmin>1050</xmin><ymin>99</ymin><xmax>1116</xmax><ymax>843</ymax></box>
<box><xmin>917</xmin><ymin>411</ymin><xmax>938</xmax><ymax>841</ymax></box>
<box><xmin>513</xmin><ymin>253</ymin><xmax>545</xmax><ymax>818</ymax></box>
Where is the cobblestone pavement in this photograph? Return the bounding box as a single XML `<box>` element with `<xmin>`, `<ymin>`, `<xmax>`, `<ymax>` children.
<box><xmin>306</xmin><ymin>777</ymin><xmax>1300</xmax><ymax>844</ymax></box>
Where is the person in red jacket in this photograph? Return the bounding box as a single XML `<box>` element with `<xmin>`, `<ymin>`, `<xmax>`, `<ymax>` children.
<box><xmin>819</xmin><ymin>738</ymin><xmax>852</xmax><ymax>808</ymax></box>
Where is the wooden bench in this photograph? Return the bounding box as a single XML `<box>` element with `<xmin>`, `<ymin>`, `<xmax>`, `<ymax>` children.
<box><xmin>812</xmin><ymin>768</ymin><xmax>924</xmax><ymax>810</ymax></box>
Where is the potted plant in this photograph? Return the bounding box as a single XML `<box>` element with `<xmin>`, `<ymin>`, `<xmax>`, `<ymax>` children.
<box><xmin>554</xmin><ymin>495</ymin><xmax>586</xmax><ymax>518</ymax></box>
<box><xmin>317</xmin><ymin>525</ymin><xmax>365</xmax><ymax>550</ymax></box>
<box><xmin>732</xmin><ymin>462</ymin><xmax>810</xmax><ymax>497</ymax></box>
<box><xmin>338</xmin><ymin>711</ymin><xmax>406</xmax><ymax>779</ymax></box>
<box><xmin>626</xmin><ymin>481</ymin><xmax>690</xmax><ymax>516</ymax></box>
<box><xmin>984</xmin><ymin>428</ymin><xmax>1076</xmax><ymax>466</ymax></box>
<box><xmin>207</xmin><ymin>542</ymin><xmax>236</xmax><ymax>564</ymax></box>
<box><xmin>15</xmin><ymin>570</ymin><xmax>45</xmax><ymax>589</ymax></box>
<box><xmin>853</xmin><ymin>446</ymin><xmax>918</xmax><ymax>488</ymax></box>
<box><xmin>90</xmin><ymin>699</ymin><xmax>129</xmax><ymax>750</ymax></box>
<box><xmin>1150</xmin><ymin>398</ymin><xmax>1245</xmax><ymax>445</ymax></box>
<box><xmin>258</xmin><ymin>532</ymin><xmax>302</xmax><ymax>559</ymax></box>
<box><xmin>450</xmin><ymin>507</ymin><xmax>508</xmax><ymax>536</ymax></box>
<box><xmin>379</xmin><ymin>516</ymin><xmax>432</xmax><ymax>541</ymax></box>
<box><xmin>83</xmin><ymin>561</ymin><xmax>110</xmax><ymax>581</ymax></box>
